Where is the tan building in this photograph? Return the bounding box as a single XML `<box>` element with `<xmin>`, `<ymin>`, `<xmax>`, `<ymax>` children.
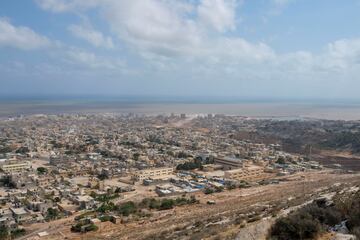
<box><xmin>0</xmin><ymin>159</ymin><xmax>31</xmax><ymax>173</ymax></box>
<box><xmin>224</xmin><ymin>166</ymin><xmax>265</xmax><ymax>182</ymax></box>
<box><xmin>214</xmin><ymin>157</ymin><xmax>244</xmax><ymax>170</ymax></box>
<box><xmin>10</xmin><ymin>207</ymin><xmax>32</xmax><ymax>224</ymax></box>
<box><xmin>132</xmin><ymin>167</ymin><xmax>174</xmax><ymax>181</ymax></box>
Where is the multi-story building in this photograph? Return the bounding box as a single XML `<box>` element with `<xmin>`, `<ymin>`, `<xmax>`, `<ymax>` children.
<box><xmin>10</xmin><ymin>208</ymin><xmax>32</xmax><ymax>224</ymax></box>
<box><xmin>0</xmin><ymin>159</ymin><xmax>31</xmax><ymax>173</ymax></box>
<box><xmin>132</xmin><ymin>167</ymin><xmax>174</xmax><ymax>181</ymax></box>
<box><xmin>214</xmin><ymin>157</ymin><xmax>244</xmax><ymax>170</ymax></box>
<box><xmin>224</xmin><ymin>165</ymin><xmax>265</xmax><ymax>182</ymax></box>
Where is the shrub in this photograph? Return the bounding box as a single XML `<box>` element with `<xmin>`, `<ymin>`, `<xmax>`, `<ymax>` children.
<box><xmin>269</xmin><ymin>190</ymin><xmax>360</xmax><ymax>240</ymax></box>
<box><xmin>118</xmin><ymin>201</ymin><xmax>137</xmax><ymax>216</ymax></box>
<box><xmin>149</xmin><ymin>198</ymin><xmax>160</xmax><ymax>209</ymax></box>
<box><xmin>276</xmin><ymin>156</ymin><xmax>286</xmax><ymax>164</ymax></box>
<box><xmin>71</xmin><ymin>223</ymin><xmax>82</xmax><ymax>232</ymax></box>
<box><xmin>204</xmin><ymin>188</ymin><xmax>214</xmax><ymax>194</ymax></box>
<box><xmin>99</xmin><ymin>215</ymin><xmax>112</xmax><ymax>222</ymax></box>
<box><xmin>71</xmin><ymin>223</ymin><xmax>98</xmax><ymax>233</ymax></box>
<box><xmin>46</xmin><ymin>207</ymin><xmax>59</xmax><ymax>220</ymax></box>
<box><xmin>175</xmin><ymin>197</ymin><xmax>188</xmax><ymax>205</ymax></box>
<box><xmin>37</xmin><ymin>167</ymin><xmax>47</xmax><ymax>175</ymax></box>
<box><xmin>176</xmin><ymin>161</ymin><xmax>202</xmax><ymax>170</ymax></box>
<box><xmin>303</xmin><ymin>204</ymin><xmax>342</xmax><ymax>226</ymax></box>
<box><xmin>0</xmin><ymin>226</ymin><xmax>9</xmax><ymax>239</ymax></box>
<box><xmin>97</xmin><ymin>202</ymin><xmax>116</xmax><ymax>213</ymax></box>
<box><xmin>227</xmin><ymin>184</ymin><xmax>236</xmax><ymax>190</ymax></box>
<box><xmin>139</xmin><ymin>197</ymin><xmax>196</xmax><ymax>212</ymax></box>
<box><xmin>269</xmin><ymin>210</ymin><xmax>322</xmax><ymax>240</ymax></box>
<box><xmin>351</xmin><ymin>226</ymin><xmax>360</xmax><ymax>239</ymax></box>
<box><xmin>347</xmin><ymin>209</ymin><xmax>360</xmax><ymax>231</ymax></box>
<box><xmin>85</xmin><ymin>224</ymin><xmax>98</xmax><ymax>232</ymax></box>
<box><xmin>159</xmin><ymin>199</ymin><xmax>175</xmax><ymax>210</ymax></box>
<box><xmin>11</xmin><ymin>228</ymin><xmax>26</xmax><ymax>238</ymax></box>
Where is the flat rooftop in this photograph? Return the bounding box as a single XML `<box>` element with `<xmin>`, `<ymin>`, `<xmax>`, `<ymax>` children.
<box><xmin>10</xmin><ymin>207</ymin><xmax>28</xmax><ymax>215</ymax></box>
<box><xmin>216</xmin><ymin>157</ymin><xmax>244</xmax><ymax>163</ymax></box>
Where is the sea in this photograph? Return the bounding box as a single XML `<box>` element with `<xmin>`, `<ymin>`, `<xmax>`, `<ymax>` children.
<box><xmin>1</xmin><ymin>96</ymin><xmax>360</xmax><ymax>121</ymax></box>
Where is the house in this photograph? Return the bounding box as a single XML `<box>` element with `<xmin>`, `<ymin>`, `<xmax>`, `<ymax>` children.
<box><xmin>57</xmin><ymin>202</ymin><xmax>78</xmax><ymax>216</ymax></box>
<box><xmin>73</xmin><ymin>195</ymin><xmax>95</xmax><ymax>210</ymax></box>
<box><xmin>0</xmin><ymin>208</ymin><xmax>17</xmax><ymax>230</ymax></box>
<box><xmin>10</xmin><ymin>207</ymin><xmax>32</xmax><ymax>224</ymax></box>
<box><xmin>26</xmin><ymin>200</ymin><xmax>52</xmax><ymax>214</ymax></box>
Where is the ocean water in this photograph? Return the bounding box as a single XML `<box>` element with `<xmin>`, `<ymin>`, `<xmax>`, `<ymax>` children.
<box><xmin>1</xmin><ymin>98</ymin><xmax>360</xmax><ymax>120</ymax></box>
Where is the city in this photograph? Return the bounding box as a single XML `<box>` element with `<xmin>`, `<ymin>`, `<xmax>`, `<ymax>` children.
<box><xmin>2</xmin><ymin>0</ymin><xmax>360</xmax><ymax>239</ymax></box>
<box><xmin>0</xmin><ymin>114</ymin><xmax>358</xmax><ymax>239</ymax></box>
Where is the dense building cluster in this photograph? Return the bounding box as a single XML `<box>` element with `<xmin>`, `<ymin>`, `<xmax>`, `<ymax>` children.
<box><xmin>0</xmin><ymin>114</ymin><xmax>322</xmax><ymax>236</ymax></box>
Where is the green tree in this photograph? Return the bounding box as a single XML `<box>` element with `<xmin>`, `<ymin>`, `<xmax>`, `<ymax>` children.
<box><xmin>46</xmin><ymin>208</ymin><xmax>59</xmax><ymax>220</ymax></box>
<box><xmin>204</xmin><ymin>188</ymin><xmax>214</xmax><ymax>194</ymax></box>
<box><xmin>97</xmin><ymin>202</ymin><xmax>116</xmax><ymax>213</ymax></box>
<box><xmin>276</xmin><ymin>156</ymin><xmax>286</xmax><ymax>164</ymax></box>
<box><xmin>11</xmin><ymin>228</ymin><xmax>25</xmax><ymax>238</ymax></box>
<box><xmin>118</xmin><ymin>201</ymin><xmax>137</xmax><ymax>216</ymax></box>
<box><xmin>159</xmin><ymin>199</ymin><xmax>175</xmax><ymax>210</ymax></box>
<box><xmin>0</xmin><ymin>226</ymin><xmax>9</xmax><ymax>240</ymax></box>
<box><xmin>149</xmin><ymin>198</ymin><xmax>160</xmax><ymax>209</ymax></box>
<box><xmin>37</xmin><ymin>167</ymin><xmax>48</xmax><ymax>175</ymax></box>
<box><xmin>133</xmin><ymin>153</ymin><xmax>140</xmax><ymax>161</ymax></box>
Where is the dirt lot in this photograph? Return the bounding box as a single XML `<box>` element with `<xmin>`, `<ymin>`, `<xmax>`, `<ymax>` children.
<box><xmin>313</xmin><ymin>150</ymin><xmax>360</xmax><ymax>171</ymax></box>
<box><xmin>33</xmin><ymin>171</ymin><xmax>360</xmax><ymax>240</ymax></box>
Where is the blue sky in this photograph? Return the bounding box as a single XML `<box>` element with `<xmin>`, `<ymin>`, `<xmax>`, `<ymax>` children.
<box><xmin>1</xmin><ymin>0</ymin><xmax>360</xmax><ymax>99</ymax></box>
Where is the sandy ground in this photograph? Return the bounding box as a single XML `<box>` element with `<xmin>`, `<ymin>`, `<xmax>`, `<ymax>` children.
<box><xmin>314</xmin><ymin>150</ymin><xmax>360</xmax><ymax>171</ymax></box>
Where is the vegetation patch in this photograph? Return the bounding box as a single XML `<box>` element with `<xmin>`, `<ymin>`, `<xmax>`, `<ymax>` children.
<box><xmin>268</xmin><ymin>190</ymin><xmax>360</xmax><ymax>240</ymax></box>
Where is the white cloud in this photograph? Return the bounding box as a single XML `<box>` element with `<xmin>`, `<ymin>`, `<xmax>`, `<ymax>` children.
<box><xmin>65</xmin><ymin>48</ymin><xmax>124</xmax><ymax>69</ymax></box>
<box><xmin>31</xmin><ymin>0</ymin><xmax>278</xmax><ymax>82</ymax></box>
<box><xmin>212</xmin><ymin>38</ymin><xmax>275</xmax><ymax>61</ymax></box>
<box><xmin>93</xmin><ymin>0</ymin><xmax>272</xmax><ymax>64</ymax></box>
<box><xmin>32</xmin><ymin>0</ymin><xmax>360</xmax><ymax>94</ymax></box>
<box><xmin>35</xmin><ymin>0</ymin><xmax>245</xmax><ymax>58</ymax></box>
<box><xmin>35</xmin><ymin>0</ymin><xmax>99</xmax><ymax>13</ymax></box>
<box><xmin>197</xmin><ymin>0</ymin><xmax>238</xmax><ymax>32</ymax></box>
<box><xmin>327</xmin><ymin>38</ymin><xmax>360</xmax><ymax>61</ymax></box>
<box><xmin>317</xmin><ymin>38</ymin><xmax>360</xmax><ymax>71</ymax></box>
<box><xmin>100</xmin><ymin>0</ymin><xmax>202</xmax><ymax>57</ymax></box>
<box><xmin>68</xmin><ymin>24</ymin><xmax>114</xmax><ymax>49</ymax></box>
<box><xmin>0</xmin><ymin>18</ymin><xmax>51</xmax><ymax>50</ymax></box>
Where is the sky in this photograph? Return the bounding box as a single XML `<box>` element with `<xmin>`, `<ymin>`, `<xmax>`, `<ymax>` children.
<box><xmin>1</xmin><ymin>0</ymin><xmax>360</xmax><ymax>100</ymax></box>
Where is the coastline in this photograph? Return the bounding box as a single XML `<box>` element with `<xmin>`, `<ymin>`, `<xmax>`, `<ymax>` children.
<box><xmin>1</xmin><ymin>100</ymin><xmax>360</xmax><ymax>120</ymax></box>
